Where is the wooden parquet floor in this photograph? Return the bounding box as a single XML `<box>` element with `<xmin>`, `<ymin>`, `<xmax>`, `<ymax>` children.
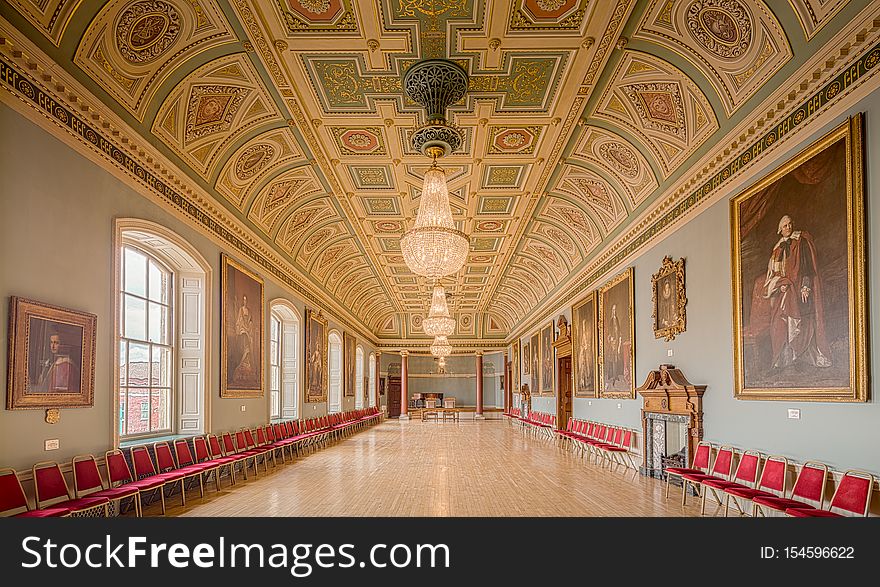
<box><xmin>147</xmin><ymin>420</ymin><xmax>708</xmax><ymax>517</ymax></box>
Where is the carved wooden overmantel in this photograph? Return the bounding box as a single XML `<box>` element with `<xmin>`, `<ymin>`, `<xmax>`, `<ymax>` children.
<box><xmin>636</xmin><ymin>364</ymin><xmax>706</xmax><ymax>475</ymax></box>
<box><xmin>552</xmin><ymin>314</ymin><xmax>571</xmax><ymax>358</ymax></box>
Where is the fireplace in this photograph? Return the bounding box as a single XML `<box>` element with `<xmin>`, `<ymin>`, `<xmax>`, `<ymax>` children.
<box><xmin>636</xmin><ymin>365</ymin><xmax>706</xmax><ymax>483</ymax></box>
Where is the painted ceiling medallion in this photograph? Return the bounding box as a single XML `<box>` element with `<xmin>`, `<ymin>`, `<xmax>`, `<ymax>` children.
<box><xmin>687</xmin><ymin>0</ymin><xmax>752</xmax><ymax>59</ymax></box>
<box><xmin>624</xmin><ymin>82</ymin><xmax>686</xmax><ymax>138</ymax></box>
<box><xmin>599</xmin><ymin>142</ymin><xmax>639</xmax><ymax>178</ymax></box>
<box><xmin>184</xmin><ymin>85</ymin><xmax>249</xmax><ymax>142</ymax></box>
<box><xmin>235</xmin><ymin>144</ymin><xmax>274</xmax><ymax>180</ymax></box>
<box><xmin>297</xmin><ymin>0</ymin><xmax>332</xmax><ymax>15</ymax></box>
<box><xmin>476</xmin><ymin>220</ymin><xmax>504</xmax><ymax>232</ymax></box>
<box><xmin>115</xmin><ymin>0</ymin><xmax>181</xmax><ymax>64</ymax></box>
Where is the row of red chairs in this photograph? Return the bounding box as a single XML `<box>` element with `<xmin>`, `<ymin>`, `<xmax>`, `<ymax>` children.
<box><xmin>513</xmin><ymin>411</ymin><xmax>557</xmax><ymax>438</ymax></box>
<box><xmin>666</xmin><ymin>442</ymin><xmax>875</xmax><ymax>517</ymax></box>
<box><xmin>556</xmin><ymin>419</ymin><xmax>637</xmax><ymax>470</ymax></box>
<box><xmin>1</xmin><ymin>407</ymin><xmax>382</xmax><ymax>518</ymax></box>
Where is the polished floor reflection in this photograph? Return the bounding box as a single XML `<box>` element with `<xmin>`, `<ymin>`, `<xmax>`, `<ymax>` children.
<box><xmin>148</xmin><ymin>420</ymin><xmax>707</xmax><ymax>517</ymax></box>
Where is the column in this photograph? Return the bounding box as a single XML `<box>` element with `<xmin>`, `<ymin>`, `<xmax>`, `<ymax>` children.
<box><xmin>375</xmin><ymin>351</ymin><xmax>382</xmax><ymax>410</ymax></box>
<box><xmin>399</xmin><ymin>350</ymin><xmax>410</xmax><ymax>420</ymax></box>
<box><xmin>504</xmin><ymin>352</ymin><xmax>510</xmax><ymax>414</ymax></box>
<box><xmin>475</xmin><ymin>351</ymin><xmax>484</xmax><ymax>420</ymax></box>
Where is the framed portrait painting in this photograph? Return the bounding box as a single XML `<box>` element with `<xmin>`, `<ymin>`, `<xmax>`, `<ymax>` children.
<box><xmin>221</xmin><ymin>255</ymin><xmax>264</xmax><ymax>398</ymax></box>
<box><xmin>598</xmin><ymin>267</ymin><xmax>635</xmax><ymax>399</ymax></box>
<box><xmin>343</xmin><ymin>332</ymin><xmax>356</xmax><ymax>397</ymax></box>
<box><xmin>523</xmin><ymin>341</ymin><xmax>530</xmax><ymax>376</ymax></box>
<box><xmin>652</xmin><ymin>256</ymin><xmax>687</xmax><ymax>341</ymax></box>
<box><xmin>305</xmin><ymin>308</ymin><xmax>328</xmax><ymax>403</ymax></box>
<box><xmin>511</xmin><ymin>340</ymin><xmax>520</xmax><ymax>395</ymax></box>
<box><xmin>7</xmin><ymin>297</ymin><xmax>97</xmax><ymax>409</ymax></box>
<box><xmin>731</xmin><ymin>115</ymin><xmax>866</xmax><ymax>402</ymax></box>
<box><xmin>540</xmin><ymin>321</ymin><xmax>554</xmax><ymax>395</ymax></box>
<box><xmin>572</xmin><ymin>292</ymin><xmax>597</xmax><ymax>398</ymax></box>
<box><xmin>530</xmin><ymin>333</ymin><xmax>539</xmax><ymax>392</ymax></box>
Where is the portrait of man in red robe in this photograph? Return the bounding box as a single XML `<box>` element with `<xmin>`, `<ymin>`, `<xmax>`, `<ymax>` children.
<box><xmin>748</xmin><ymin>215</ymin><xmax>831</xmax><ymax>371</ymax></box>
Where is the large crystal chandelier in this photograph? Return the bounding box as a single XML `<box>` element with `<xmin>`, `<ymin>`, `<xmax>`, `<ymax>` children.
<box><xmin>399</xmin><ymin>59</ymin><xmax>470</xmax><ymax>279</ymax></box>
<box><xmin>422</xmin><ymin>283</ymin><xmax>455</xmax><ymax>337</ymax></box>
<box><xmin>430</xmin><ymin>335</ymin><xmax>452</xmax><ymax>358</ymax></box>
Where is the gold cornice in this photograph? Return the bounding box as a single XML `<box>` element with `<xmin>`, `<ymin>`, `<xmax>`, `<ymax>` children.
<box><xmin>0</xmin><ymin>22</ymin><xmax>379</xmax><ymax>345</ymax></box>
<box><xmin>506</xmin><ymin>7</ymin><xmax>880</xmax><ymax>344</ymax></box>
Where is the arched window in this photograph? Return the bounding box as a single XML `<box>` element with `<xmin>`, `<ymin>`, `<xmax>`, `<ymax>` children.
<box><xmin>368</xmin><ymin>353</ymin><xmax>376</xmax><ymax>408</ymax></box>
<box><xmin>355</xmin><ymin>346</ymin><xmax>364</xmax><ymax>409</ymax></box>
<box><xmin>269</xmin><ymin>300</ymin><xmax>300</xmax><ymax>421</ymax></box>
<box><xmin>328</xmin><ymin>330</ymin><xmax>342</xmax><ymax>414</ymax></box>
<box><xmin>114</xmin><ymin>220</ymin><xmax>209</xmax><ymax>443</ymax></box>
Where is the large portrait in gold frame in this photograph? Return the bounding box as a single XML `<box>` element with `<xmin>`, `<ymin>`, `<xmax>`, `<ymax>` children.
<box><xmin>652</xmin><ymin>256</ymin><xmax>687</xmax><ymax>342</ymax></box>
<box><xmin>305</xmin><ymin>308</ymin><xmax>328</xmax><ymax>403</ymax></box>
<box><xmin>572</xmin><ymin>292</ymin><xmax>597</xmax><ymax>398</ymax></box>
<box><xmin>540</xmin><ymin>321</ymin><xmax>554</xmax><ymax>395</ymax></box>
<box><xmin>598</xmin><ymin>267</ymin><xmax>635</xmax><ymax>399</ymax></box>
<box><xmin>511</xmin><ymin>340</ymin><xmax>520</xmax><ymax>397</ymax></box>
<box><xmin>7</xmin><ymin>297</ymin><xmax>97</xmax><ymax>409</ymax></box>
<box><xmin>343</xmin><ymin>332</ymin><xmax>356</xmax><ymax>398</ymax></box>
<box><xmin>731</xmin><ymin>115</ymin><xmax>866</xmax><ymax>402</ymax></box>
<box><xmin>529</xmin><ymin>332</ymin><xmax>539</xmax><ymax>392</ymax></box>
<box><xmin>221</xmin><ymin>254</ymin><xmax>264</xmax><ymax>398</ymax></box>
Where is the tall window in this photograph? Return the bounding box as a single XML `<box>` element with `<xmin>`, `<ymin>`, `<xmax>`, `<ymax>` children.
<box><xmin>115</xmin><ymin>220</ymin><xmax>209</xmax><ymax>444</ymax></box>
<box><xmin>119</xmin><ymin>246</ymin><xmax>173</xmax><ymax>437</ymax></box>
<box><xmin>269</xmin><ymin>301</ymin><xmax>299</xmax><ymax>420</ymax></box>
<box><xmin>355</xmin><ymin>347</ymin><xmax>364</xmax><ymax>409</ymax></box>
<box><xmin>328</xmin><ymin>331</ymin><xmax>342</xmax><ymax>413</ymax></box>
<box><xmin>368</xmin><ymin>353</ymin><xmax>376</xmax><ymax>407</ymax></box>
<box><xmin>269</xmin><ymin>314</ymin><xmax>282</xmax><ymax>420</ymax></box>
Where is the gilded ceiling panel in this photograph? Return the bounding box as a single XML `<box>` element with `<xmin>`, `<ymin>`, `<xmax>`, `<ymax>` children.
<box><xmin>593</xmin><ymin>50</ymin><xmax>719</xmax><ymax>178</ymax></box>
<box><xmin>152</xmin><ymin>53</ymin><xmax>281</xmax><ymax>179</ymax></box>
<box><xmin>635</xmin><ymin>0</ymin><xmax>791</xmax><ymax>116</ymax></box>
<box><xmin>4</xmin><ymin>0</ymin><xmax>78</xmax><ymax>46</ymax></box>
<box><xmin>73</xmin><ymin>0</ymin><xmax>235</xmax><ymax>121</ymax></box>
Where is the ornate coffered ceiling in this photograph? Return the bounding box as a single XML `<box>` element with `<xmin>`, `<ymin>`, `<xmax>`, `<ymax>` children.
<box><xmin>1</xmin><ymin>0</ymin><xmax>876</xmax><ymax>348</ymax></box>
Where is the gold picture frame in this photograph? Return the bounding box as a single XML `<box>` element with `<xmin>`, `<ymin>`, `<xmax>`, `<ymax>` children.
<box><xmin>572</xmin><ymin>291</ymin><xmax>598</xmax><ymax>398</ymax></box>
<box><xmin>7</xmin><ymin>297</ymin><xmax>97</xmax><ymax>409</ymax></box>
<box><xmin>598</xmin><ymin>267</ymin><xmax>635</xmax><ymax>399</ymax></box>
<box><xmin>305</xmin><ymin>308</ymin><xmax>328</xmax><ymax>403</ymax></box>
<box><xmin>731</xmin><ymin>115</ymin><xmax>866</xmax><ymax>402</ymax></box>
<box><xmin>343</xmin><ymin>332</ymin><xmax>356</xmax><ymax>398</ymax></box>
<box><xmin>529</xmin><ymin>332</ymin><xmax>539</xmax><ymax>392</ymax></box>
<box><xmin>511</xmin><ymin>339</ymin><xmax>520</xmax><ymax>397</ymax></box>
<box><xmin>220</xmin><ymin>254</ymin><xmax>264</xmax><ymax>398</ymax></box>
<box><xmin>523</xmin><ymin>341</ymin><xmax>530</xmax><ymax>375</ymax></box>
<box><xmin>540</xmin><ymin>321</ymin><xmax>554</xmax><ymax>395</ymax></box>
<box><xmin>652</xmin><ymin>256</ymin><xmax>687</xmax><ymax>341</ymax></box>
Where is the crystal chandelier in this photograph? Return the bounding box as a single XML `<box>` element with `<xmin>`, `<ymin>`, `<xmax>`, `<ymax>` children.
<box><xmin>430</xmin><ymin>335</ymin><xmax>452</xmax><ymax>358</ymax></box>
<box><xmin>422</xmin><ymin>283</ymin><xmax>455</xmax><ymax>337</ymax></box>
<box><xmin>399</xmin><ymin>59</ymin><xmax>470</xmax><ymax>279</ymax></box>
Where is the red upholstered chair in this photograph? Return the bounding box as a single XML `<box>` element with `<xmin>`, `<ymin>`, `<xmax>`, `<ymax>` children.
<box><xmin>602</xmin><ymin>429</ymin><xmax>637</xmax><ymax>470</ymax></box>
<box><xmin>786</xmin><ymin>470</ymin><xmax>875</xmax><ymax>517</ymax></box>
<box><xmin>254</xmin><ymin>428</ymin><xmax>278</xmax><ymax>467</ymax></box>
<box><xmin>0</xmin><ymin>468</ymin><xmax>70</xmax><ymax>517</ymax></box>
<box><xmin>665</xmin><ymin>441</ymin><xmax>712</xmax><ymax>500</ymax></box>
<box><xmin>32</xmin><ymin>461</ymin><xmax>109</xmax><ymax>517</ymax></box>
<box><xmin>210</xmin><ymin>434</ymin><xmax>251</xmax><ymax>481</ymax></box>
<box><xmin>242</xmin><ymin>429</ymin><xmax>272</xmax><ymax>472</ymax></box>
<box><xmin>105</xmin><ymin>450</ymin><xmax>167</xmax><ymax>515</ymax></box>
<box><xmin>131</xmin><ymin>445</ymin><xmax>187</xmax><ymax>507</ymax></box>
<box><xmin>194</xmin><ymin>436</ymin><xmax>236</xmax><ymax>488</ymax></box>
<box><xmin>753</xmin><ymin>461</ymin><xmax>827</xmax><ymax>517</ymax></box>
<box><xmin>699</xmin><ymin>450</ymin><xmax>761</xmax><ymax>516</ymax></box>
<box><xmin>724</xmin><ymin>455</ymin><xmax>788</xmax><ymax>516</ymax></box>
<box><xmin>681</xmin><ymin>446</ymin><xmax>735</xmax><ymax>507</ymax></box>
<box><xmin>174</xmin><ymin>439</ymin><xmax>220</xmax><ymax>493</ymax></box>
<box><xmin>154</xmin><ymin>441</ymin><xmax>206</xmax><ymax>501</ymax></box>
<box><xmin>72</xmin><ymin>455</ymin><xmax>141</xmax><ymax>516</ymax></box>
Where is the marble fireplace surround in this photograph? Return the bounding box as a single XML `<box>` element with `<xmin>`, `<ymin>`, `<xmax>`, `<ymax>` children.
<box><xmin>636</xmin><ymin>365</ymin><xmax>706</xmax><ymax>480</ymax></box>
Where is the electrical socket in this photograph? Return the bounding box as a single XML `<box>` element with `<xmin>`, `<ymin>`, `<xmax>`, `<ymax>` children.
<box><xmin>788</xmin><ymin>409</ymin><xmax>800</xmax><ymax>420</ymax></box>
<box><xmin>667</xmin><ymin>349</ymin><xmax>674</xmax><ymax>357</ymax></box>
<box><xmin>44</xmin><ymin>439</ymin><xmax>59</xmax><ymax>451</ymax></box>
<box><xmin>617</xmin><ymin>403</ymin><xmax>622</xmax><ymax>409</ymax></box>
<box><xmin>240</xmin><ymin>405</ymin><xmax>246</xmax><ymax>412</ymax></box>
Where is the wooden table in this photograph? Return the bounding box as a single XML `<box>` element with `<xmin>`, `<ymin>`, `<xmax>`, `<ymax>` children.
<box><xmin>421</xmin><ymin>407</ymin><xmax>460</xmax><ymax>422</ymax></box>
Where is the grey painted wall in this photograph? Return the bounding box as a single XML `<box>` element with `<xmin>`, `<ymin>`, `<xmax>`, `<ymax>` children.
<box><xmin>380</xmin><ymin>352</ymin><xmax>503</xmax><ymax>407</ymax></box>
<box><xmin>0</xmin><ymin>104</ymin><xmax>376</xmax><ymax>470</ymax></box>
<box><xmin>513</xmin><ymin>89</ymin><xmax>880</xmax><ymax>474</ymax></box>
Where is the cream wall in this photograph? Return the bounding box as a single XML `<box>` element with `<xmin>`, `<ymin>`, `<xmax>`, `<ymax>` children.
<box><xmin>512</xmin><ymin>89</ymin><xmax>880</xmax><ymax>474</ymax></box>
<box><xmin>0</xmin><ymin>104</ymin><xmax>376</xmax><ymax>471</ymax></box>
